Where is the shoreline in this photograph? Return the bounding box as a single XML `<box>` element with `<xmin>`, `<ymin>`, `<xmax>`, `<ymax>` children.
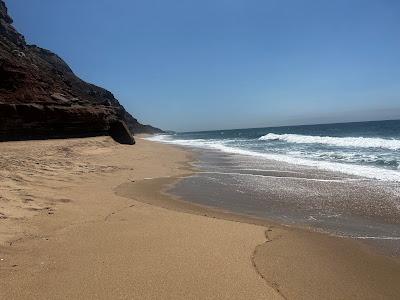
<box><xmin>165</xmin><ymin>171</ymin><xmax>400</xmax><ymax>259</ymax></box>
<box><xmin>147</xmin><ymin>135</ymin><xmax>400</xmax><ymax>256</ymax></box>
<box><xmin>1</xmin><ymin>136</ymin><xmax>400</xmax><ymax>299</ymax></box>
<box><xmin>122</xmin><ymin>138</ymin><xmax>400</xmax><ymax>299</ymax></box>
<box><xmin>116</xmin><ymin>158</ymin><xmax>400</xmax><ymax>299</ymax></box>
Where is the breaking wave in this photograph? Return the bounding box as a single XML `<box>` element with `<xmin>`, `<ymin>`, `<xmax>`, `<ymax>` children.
<box><xmin>145</xmin><ymin>135</ymin><xmax>400</xmax><ymax>182</ymax></box>
<box><xmin>259</xmin><ymin>133</ymin><xmax>400</xmax><ymax>150</ymax></box>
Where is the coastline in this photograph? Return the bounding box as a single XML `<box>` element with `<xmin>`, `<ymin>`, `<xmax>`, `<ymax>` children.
<box><xmin>1</xmin><ymin>137</ymin><xmax>399</xmax><ymax>299</ymax></box>
<box><xmin>116</xmin><ymin>144</ymin><xmax>400</xmax><ymax>300</ymax></box>
<box><xmin>149</xmin><ymin>133</ymin><xmax>400</xmax><ymax>256</ymax></box>
<box><xmin>0</xmin><ymin>137</ymin><xmax>280</xmax><ymax>299</ymax></box>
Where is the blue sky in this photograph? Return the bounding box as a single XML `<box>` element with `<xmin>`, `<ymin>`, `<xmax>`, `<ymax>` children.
<box><xmin>8</xmin><ymin>0</ymin><xmax>400</xmax><ymax>131</ymax></box>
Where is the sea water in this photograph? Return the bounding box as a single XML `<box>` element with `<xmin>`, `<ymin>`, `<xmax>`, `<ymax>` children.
<box><xmin>148</xmin><ymin>120</ymin><xmax>400</xmax><ymax>182</ymax></box>
<box><xmin>146</xmin><ymin>120</ymin><xmax>400</xmax><ymax>253</ymax></box>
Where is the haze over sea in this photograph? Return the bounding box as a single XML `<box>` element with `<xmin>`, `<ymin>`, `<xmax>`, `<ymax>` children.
<box><xmin>148</xmin><ymin>119</ymin><xmax>400</xmax><ymax>253</ymax></box>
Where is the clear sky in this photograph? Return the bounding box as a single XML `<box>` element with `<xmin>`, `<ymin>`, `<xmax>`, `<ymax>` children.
<box><xmin>7</xmin><ymin>0</ymin><xmax>400</xmax><ymax>132</ymax></box>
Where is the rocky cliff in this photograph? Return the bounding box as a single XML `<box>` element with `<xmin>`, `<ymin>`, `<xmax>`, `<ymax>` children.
<box><xmin>0</xmin><ymin>1</ymin><xmax>163</xmax><ymax>144</ymax></box>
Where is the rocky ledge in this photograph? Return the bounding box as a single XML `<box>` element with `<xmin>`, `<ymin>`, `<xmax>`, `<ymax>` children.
<box><xmin>0</xmin><ymin>1</ymin><xmax>163</xmax><ymax>144</ymax></box>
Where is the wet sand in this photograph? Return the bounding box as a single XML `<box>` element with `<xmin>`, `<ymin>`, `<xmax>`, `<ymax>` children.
<box><xmin>168</xmin><ymin>149</ymin><xmax>400</xmax><ymax>256</ymax></box>
<box><xmin>0</xmin><ymin>136</ymin><xmax>399</xmax><ymax>299</ymax></box>
<box><xmin>117</xmin><ymin>176</ymin><xmax>400</xmax><ymax>300</ymax></box>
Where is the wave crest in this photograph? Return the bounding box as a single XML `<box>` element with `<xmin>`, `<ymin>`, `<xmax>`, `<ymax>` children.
<box><xmin>259</xmin><ymin>133</ymin><xmax>400</xmax><ymax>150</ymax></box>
<box><xmin>145</xmin><ymin>135</ymin><xmax>400</xmax><ymax>182</ymax></box>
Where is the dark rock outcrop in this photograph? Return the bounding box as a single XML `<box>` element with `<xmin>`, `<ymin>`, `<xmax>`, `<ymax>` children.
<box><xmin>0</xmin><ymin>1</ymin><xmax>162</xmax><ymax>144</ymax></box>
<box><xmin>109</xmin><ymin>121</ymin><xmax>135</xmax><ymax>145</ymax></box>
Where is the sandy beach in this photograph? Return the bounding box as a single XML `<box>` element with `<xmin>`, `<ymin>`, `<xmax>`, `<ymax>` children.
<box><xmin>1</xmin><ymin>137</ymin><xmax>400</xmax><ymax>299</ymax></box>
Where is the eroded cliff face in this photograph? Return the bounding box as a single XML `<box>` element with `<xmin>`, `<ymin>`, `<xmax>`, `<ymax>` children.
<box><xmin>0</xmin><ymin>1</ymin><xmax>162</xmax><ymax>144</ymax></box>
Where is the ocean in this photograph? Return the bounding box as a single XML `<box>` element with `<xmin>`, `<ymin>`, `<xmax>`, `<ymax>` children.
<box><xmin>146</xmin><ymin>120</ymin><xmax>400</xmax><ymax>253</ymax></box>
<box><xmin>149</xmin><ymin>120</ymin><xmax>400</xmax><ymax>181</ymax></box>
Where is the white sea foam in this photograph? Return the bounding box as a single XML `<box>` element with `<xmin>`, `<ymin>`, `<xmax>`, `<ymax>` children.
<box><xmin>259</xmin><ymin>133</ymin><xmax>400</xmax><ymax>150</ymax></box>
<box><xmin>349</xmin><ymin>236</ymin><xmax>400</xmax><ymax>240</ymax></box>
<box><xmin>145</xmin><ymin>135</ymin><xmax>400</xmax><ymax>182</ymax></box>
<box><xmin>198</xmin><ymin>171</ymin><xmax>351</xmax><ymax>183</ymax></box>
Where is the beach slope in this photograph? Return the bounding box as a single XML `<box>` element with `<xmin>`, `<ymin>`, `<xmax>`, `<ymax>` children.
<box><xmin>0</xmin><ymin>137</ymin><xmax>280</xmax><ymax>299</ymax></box>
<box><xmin>1</xmin><ymin>137</ymin><xmax>399</xmax><ymax>299</ymax></box>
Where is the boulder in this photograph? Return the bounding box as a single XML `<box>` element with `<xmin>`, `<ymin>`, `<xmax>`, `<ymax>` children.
<box><xmin>109</xmin><ymin>120</ymin><xmax>135</xmax><ymax>145</ymax></box>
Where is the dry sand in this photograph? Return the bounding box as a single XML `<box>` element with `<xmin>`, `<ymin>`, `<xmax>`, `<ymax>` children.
<box><xmin>0</xmin><ymin>136</ymin><xmax>399</xmax><ymax>299</ymax></box>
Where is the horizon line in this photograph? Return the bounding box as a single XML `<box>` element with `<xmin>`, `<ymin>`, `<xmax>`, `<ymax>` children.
<box><xmin>175</xmin><ymin>117</ymin><xmax>400</xmax><ymax>134</ymax></box>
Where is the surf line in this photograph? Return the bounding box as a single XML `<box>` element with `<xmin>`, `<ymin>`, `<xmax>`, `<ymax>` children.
<box><xmin>196</xmin><ymin>171</ymin><xmax>360</xmax><ymax>183</ymax></box>
<box><xmin>351</xmin><ymin>236</ymin><xmax>400</xmax><ymax>240</ymax></box>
